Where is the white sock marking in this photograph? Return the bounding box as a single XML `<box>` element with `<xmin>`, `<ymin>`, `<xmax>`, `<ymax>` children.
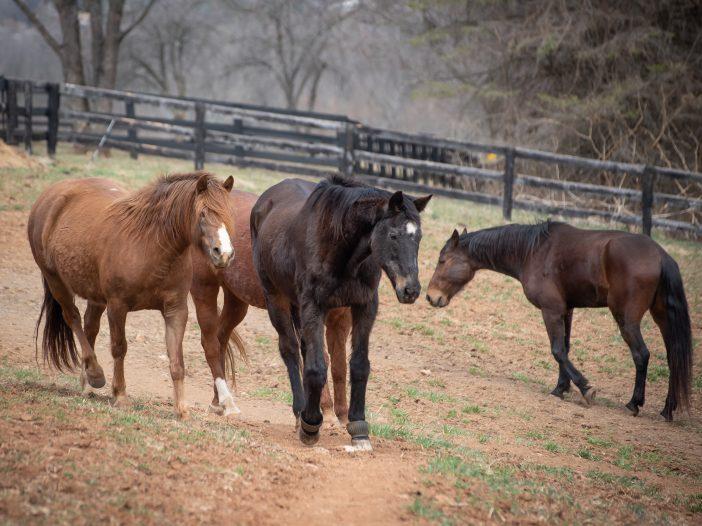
<box><xmin>406</xmin><ymin>222</ymin><xmax>417</xmax><ymax>235</ymax></box>
<box><xmin>217</xmin><ymin>224</ymin><xmax>233</xmax><ymax>257</ymax></box>
<box><xmin>215</xmin><ymin>377</ymin><xmax>240</xmax><ymax>415</ymax></box>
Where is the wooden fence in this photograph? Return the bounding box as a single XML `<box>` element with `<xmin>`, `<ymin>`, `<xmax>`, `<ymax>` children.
<box><xmin>1</xmin><ymin>76</ymin><xmax>700</xmax><ymax>238</ymax></box>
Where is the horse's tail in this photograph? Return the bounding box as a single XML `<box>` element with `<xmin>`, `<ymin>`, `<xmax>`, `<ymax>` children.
<box><xmin>35</xmin><ymin>277</ymin><xmax>78</xmax><ymax>371</ymax></box>
<box><xmin>657</xmin><ymin>252</ymin><xmax>693</xmax><ymax>413</ymax></box>
<box><xmin>223</xmin><ymin>328</ymin><xmax>248</xmax><ymax>387</ymax></box>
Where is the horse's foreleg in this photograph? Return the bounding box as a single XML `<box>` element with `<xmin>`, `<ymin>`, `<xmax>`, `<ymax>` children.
<box><xmin>163</xmin><ymin>301</ymin><xmax>189</xmax><ymax>419</ymax></box>
<box><xmin>80</xmin><ymin>301</ymin><xmax>107</xmax><ymax>393</ymax></box>
<box><xmin>346</xmin><ymin>298</ymin><xmax>378</xmax><ymax>451</ymax></box>
<box><xmin>217</xmin><ymin>289</ymin><xmax>248</xmax><ymax>392</ymax></box>
<box><xmin>106</xmin><ymin>302</ymin><xmax>129</xmax><ymax>406</ymax></box>
<box><xmin>298</xmin><ymin>301</ymin><xmax>326</xmax><ymax>445</ymax></box>
<box><xmin>551</xmin><ymin>308</ymin><xmax>573</xmax><ymax>399</ymax></box>
<box><xmin>542</xmin><ymin>308</ymin><xmax>595</xmax><ymax>404</ymax></box>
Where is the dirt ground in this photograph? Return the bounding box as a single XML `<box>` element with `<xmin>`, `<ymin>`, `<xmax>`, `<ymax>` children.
<box><xmin>1</xmin><ymin>149</ymin><xmax>701</xmax><ymax>525</ymax></box>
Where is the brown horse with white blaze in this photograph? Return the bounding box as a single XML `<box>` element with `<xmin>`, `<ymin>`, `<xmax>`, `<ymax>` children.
<box><xmin>28</xmin><ymin>172</ymin><xmax>235</xmax><ymax>418</ymax></box>
<box><xmin>190</xmin><ymin>188</ymin><xmax>353</xmax><ymax>423</ymax></box>
<box><xmin>427</xmin><ymin>221</ymin><xmax>693</xmax><ymax>421</ymax></box>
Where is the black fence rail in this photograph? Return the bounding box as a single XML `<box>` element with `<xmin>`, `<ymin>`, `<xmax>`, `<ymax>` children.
<box><xmin>1</xmin><ymin>76</ymin><xmax>701</xmax><ymax>239</ymax></box>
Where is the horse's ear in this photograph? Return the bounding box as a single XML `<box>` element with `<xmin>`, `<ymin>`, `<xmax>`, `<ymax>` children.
<box><xmin>450</xmin><ymin>229</ymin><xmax>460</xmax><ymax>247</ymax></box>
<box><xmin>462</xmin><ymin>227</ymin><xmax>468</xmax><ymax>235</ymax></box>
<box><xmin>413</xmin><ymin>194</ymin><xmax>432</xmax><ymax>212</ymax></box>
<box><xmin>223</xmin><ymin>176</ymin><xmax>234</xmax><ymax>191</ymax></box>
<box><xmin>196</xmin><ymin>173</ymin><xmax>209</xmax><ymax>194</ymax></box>
<box><xmin>388</xmin><ymin>191</ymin><xmax>405</xmax><ymax>213</ymax></box>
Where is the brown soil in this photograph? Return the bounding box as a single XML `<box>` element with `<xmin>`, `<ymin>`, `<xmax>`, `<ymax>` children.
<box><xmin>1</xmin><ymin>207</ymin><xmax>701</xmax><ymax>525</ymax></box>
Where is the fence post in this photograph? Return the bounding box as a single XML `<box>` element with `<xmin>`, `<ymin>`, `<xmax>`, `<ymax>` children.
<box><xmin>46</xmin><ymin>82</ymin><xmax>60</xmax><ymax>157</ymax></box>
<box><xmin>5</xmin><ymin>80</ymin><xmax>18</xmax><ymax>145</ymax></box>
<box><xmin>641</xmin><ymin>165</ymin><xmax>656</xmax><ymax>237</ymax></box>
<box><xmin>502</xmin><ymin>147</ymin><xmax>516</xmax><ymax>220</ymax></box>
<box><xmin>23</xmin><ymin>81</ymin><xmax>33</xmax><ymax>154</ymax></box>
<box><xmin>337</xmin><ymin>122</ymin><xmax>355</xmax><ymax>177</ymax></box>
<box><xmin>194</xmin><ymin>102</ymin><xmax>206</xmax><ymax>170</ymax></box>
<box><xmin>232</xmin><ymin>118</ymin><xmax>244</xmax><ymax>162</ymax></box>
<box><xmin>125</xmin><ymin>101</ymin><xmax>138</xmax><ymax>159</ymax></box>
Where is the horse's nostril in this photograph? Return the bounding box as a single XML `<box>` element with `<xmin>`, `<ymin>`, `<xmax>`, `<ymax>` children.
<box><xmin>213</xmin><ymin>246</ymin><xmax>221</xmax><ymax>256</ymax></box>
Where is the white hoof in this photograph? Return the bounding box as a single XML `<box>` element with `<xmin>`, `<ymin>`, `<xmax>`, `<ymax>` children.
<box><xmin>344</xmin><ymin>439</ymin><xmax>373</xmax><ymax>453</ymax></box>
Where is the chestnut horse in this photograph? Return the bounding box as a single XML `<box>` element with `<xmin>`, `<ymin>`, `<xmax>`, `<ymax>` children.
<box><xmin>427</xmin><ymin>221</ymin><xmax>692</xmax><ymax>421</ymax></box>
<box><xmin>28</xmin><ymin>172</ymin><xmax>235</xmax><ymax>418</ymax></box>
<box><xmin>189</xmin><ymin>188</ymin><xmax>353</xmax><ymax>422</ymax></box>
<box><xmin>252</xmin><ymin>175</ymin><xmax>431</xmax><ymax>449</ymax></box>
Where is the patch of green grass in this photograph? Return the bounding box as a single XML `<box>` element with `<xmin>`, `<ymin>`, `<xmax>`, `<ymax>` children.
<box><xmin>428</xmin><ymin>378</ymin><xmax>446</xmax><ymax>388</ymax></box>
<box><xmin>577</xmin><ymin>449</ymin><xmax>601</xmax><ymax>461</ymax></box>
<box><xmin>461</xmin><ymin>404</ymin><xmax>484</xmax><ymax>414</ymax></box>
<box><xmin>442</xmin><ymin>424</ymin><xmax>468</xmax><ymax>437</ymax></box>
<box><xmin>525</xmin><ymin>430</ymin><xmax>545</xmax><ymax>440</ymax></box>
<box><xmin>544</xmin><ymin>441</ymin><xmax>561</xmax><ymax>453</ymax></box>
<box><xmin>406</xmin><ymin>386</ymin><xmax>455</xmax><ymax>404</ymax></box>
<box><xmin>686</xmin><ymin>493</ymin><xmax>702</xmax><ymax>513</ymax></box>
<box><xmin>586</xmin><ymin>470</ymin><xmax>652</xmax><ymax>494</ymax></box>
<box><xmin>648</xmin><ymin>364</ymin><xmax>669</xmax><ymax>383</ymax></box>
<box><xmin>467</xmin><ymin>366</ymin><xmax>486</xmax><ymax>377</ymax></box>
<box><xmin>409</xmin><ymin>497</ymin><xmax>453</xmax><ymax>525</ymax></box>
<box><xmin>445</xmin><ymin>409</ymin><xmax>457</xmax><ymax>419</ymax></box>
<box><xmin>390</xmin><ymin>406</ymin><xmax>410</xmax><ymax>426</ymax></box>
<box><xmin>250</xmin><ymin>386</ymin><xmax>293</xmax><ymax>405</ymax></box>
<box><xmin>511</xmin><ymin>371</ymin><xmax>546</xmax><ymax>386</ymax></box>
<box><xmin>615</xmin><ymin>445</ymin><xmax>634</xmax><ymax>470</ymax></box>
<box><xmin>586</xmin><ymin>435</ymin><xmax>613</xmax><ymax>448</ymax></box>
<box><xmin>521</xmin><ymin>463</ymin><xmax>574</xmax><ymax>481</ymax></box>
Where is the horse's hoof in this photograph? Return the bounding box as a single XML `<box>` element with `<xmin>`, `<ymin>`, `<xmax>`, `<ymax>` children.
<box><xmin>223</xmin><ymin>403</ymin><xmax>242</xmax><ymax>417</ymax></box>
<box><xmin>299</xmin><ymin>418</ymin><xmax>321</xmax><ymax>446</ymax></box>
<box><xmin>550</xmin><ymin>388</ymin><xmax>565</xmax><ymax>400</ymax></box>
<box><xmin>582</xmin><ymin>387</ymin><xmax>597</xmax><ymax>406</ymax></box>
<box><xmin>344</xmin><ymin>438</ymin><xmax>373</xmax><ymax>453</ymax></box>
<box><xmin>86</xmin><ymin>366</ymin><xmax>106</xmax><ymax>389</ymax></box>
<box><xmin>625</xmin><ymin>402</ymin><xmax>639</xmax><ymax>417</ymax></box>
<box><xmin>176</xmin><ymin>407</ymin><xmax>189</xmax><ymax>420</ymax></box>
<box><xmin>208</xmin><ymin>403</ymin><xmax>224</xmax><ymax>415</ymax></box>
<box><xmin>660</xmin><ymin>409</ymin><xmax>673</xmax><ymax>422</ymax></box>
<box><xmin>346</xmin><ymin>420</ymin><xmax>370</xmax><ymax>440</ymax></box>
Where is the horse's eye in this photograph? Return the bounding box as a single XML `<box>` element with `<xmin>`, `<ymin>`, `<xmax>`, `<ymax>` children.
<box><xmin>389</xmin><ymin>232</ymin><xmax>398</xmax><ymax>240</ymax></box>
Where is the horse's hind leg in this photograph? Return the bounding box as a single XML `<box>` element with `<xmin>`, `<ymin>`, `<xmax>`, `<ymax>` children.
<box><xmin>325</xmin><ymin>308</ymin><xmax>351</xmax><ymax>425</ymax></box>
<box><xmin>80</xmin><ymin>301</ymin><xmax>107</xmax><ymax>393</ymax></box>
<box><xmin>551</xmin><ymin>308</ymin><xmax>573</xmax><ymax>399</ymax></box>
<box><xmin>163</xmin><ymin>299</ymin><xmax>189</xmax><ymax>419</ymax></box>
<box><xmin>106</xmin><ymin>301</ymin><xmax>129</xmax><ymax>407</ymax></box>
<box><xmin>44</xmin><ymin>274</ymin><xmax>106</xmax><ymax>388</ymax></box>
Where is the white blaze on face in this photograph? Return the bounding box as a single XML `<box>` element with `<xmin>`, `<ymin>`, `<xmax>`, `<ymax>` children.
<box><xmin>406</xmin><ymin>222</ymin><xmax>418</xmax><ymax>236</ymax></box>
<box><xmin>217</xmin><ymin>224</ymin><xmax>233</xmax><ymax>257</ymax></box>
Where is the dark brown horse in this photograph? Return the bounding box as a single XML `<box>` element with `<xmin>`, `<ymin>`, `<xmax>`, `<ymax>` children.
<box><xmin>190</xmin><ymin>188</ymin><xmax>353</xmax><ymax>422</ymax></box>
<box><xmin>252</xmin><ymin>175</ymin><xmax>430</xmax><ymax>449</ymax></box>
<box><xmin>28</xmin><ymin>172</ymin><xmax>235</xmax><ymax>418</ymax></box>
<box><xmin>427</xmin><ymin>221</ymin><xmax>692</xmax><ymax>421</ymax></box>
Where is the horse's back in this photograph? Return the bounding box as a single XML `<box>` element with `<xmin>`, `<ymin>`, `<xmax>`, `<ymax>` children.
<box><xmin>251</xmin><ymin>178</ymin><xmax>314</xmax><ymax>236</ymax></box>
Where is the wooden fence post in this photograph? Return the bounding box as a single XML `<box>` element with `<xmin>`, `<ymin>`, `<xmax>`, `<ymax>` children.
<box><xmin>125</xmin><ymin>101</ymin><xmax>138</xmax><ymax>159</ymax></box>
<box><xmin>23</xmin><ymin>81</ymin><xmax>33</xmax><ymax>154</ymax></box>
<box><xmin>5</xmin><ymin>80</ymin><xmax>18</xmax><ymax>145</ymax></box>
<box><xmin>337</xmin><ymin>122</ymin><xmax>355</xmax><ymax>176</ymax></box>
<box><xmin>194</xmin><ymin>102</ymin><xmax>206</xmax><ymax>170</ymax></box>
<box><xmin>46</xmin><ymin>82</ymin><xmax>60</xmax><ymax>157</ymax></box>
<box><xmin>502</xmin><ymin>147</ymin><xmax>516</xmax><ymax>220</ymax></box>
<box><xmin>641</xmin><ymin>165</ymin><xmax>656</xmax><ymax>236</ymax></box>
<box><xmin>232</xmin><ymin>118</ymin><xmax>244</xmax><ymax>162</ymax></box>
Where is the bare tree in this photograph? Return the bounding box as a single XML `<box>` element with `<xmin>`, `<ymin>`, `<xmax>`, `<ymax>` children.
<box><xmin>223</xmin><ymin>0</ymin><xmax>360</xmax><ymax>110</ymax></box>
<box><xmin>11</xmin><ymin>0</ymin><xmax>158</xmax><ymax>93</ymax></box>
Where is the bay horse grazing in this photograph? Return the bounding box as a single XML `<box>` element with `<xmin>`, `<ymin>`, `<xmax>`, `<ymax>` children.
<box><xmin>190</xmin><ymin>188</ymin><xmax>353</xmax><ymax>422</ymax></box>
<box><xmin>252</xmin><ymin>175</ymin><xmax>431</xmax><ymax>449</ymax></box>
<box><xmin>426</xmin><ymin>221</ymin><xmax>692</xmax><ymax>421</ymax></box>
<box><xmin>28</xmin><ymin>172</ymin><xmax>235</xmax><ymax>418</ymax></box>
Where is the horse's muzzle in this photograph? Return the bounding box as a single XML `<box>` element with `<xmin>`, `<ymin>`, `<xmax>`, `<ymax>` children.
<box><xmin>426</xmin><ymin>291</ymin><xmax>448</xmax><ymax>308</ymax></box>
<box><xmin>210</xmin><ymin>247</ymin><xmax>234</xmax><ymax>269</ymax></box>
<box><xmin>395</xmin><ymin>283</ymin><xmax>421</xmax><ymax>304</ymax></box>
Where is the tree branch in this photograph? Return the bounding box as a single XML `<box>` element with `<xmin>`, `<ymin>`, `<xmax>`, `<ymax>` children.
<box><xmin>120</xmin><ymin>0</ymin><xmax>158</xmax><ymax>42</ymax></box>
<box><xmin>11</xmin><ymin>0</ymin><xmax>61</xmax><ymax>55</ymax></box>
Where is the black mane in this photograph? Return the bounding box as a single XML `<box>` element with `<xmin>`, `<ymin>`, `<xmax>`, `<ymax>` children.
<box><xmin>305</xmin><ymin>174</ymin><xmax>419</xmax><ymax>239</ymax></box>
<box><xmin>462</xmin><ymin>221</ymin><xmax>556</xmax><ymax>274</ymax></box>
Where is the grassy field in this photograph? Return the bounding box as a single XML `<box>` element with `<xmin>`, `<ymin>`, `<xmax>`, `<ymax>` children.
<box><xmin>0</xmin><ymin>144</ymin><xmax>701</xmax><ymax>525</ymax></box>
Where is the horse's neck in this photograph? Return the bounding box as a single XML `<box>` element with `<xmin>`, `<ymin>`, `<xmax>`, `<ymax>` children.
<box><xmin>467</xmin><ymin>238</ymin><xmax>524</xmax><ymax>280</ymax></box>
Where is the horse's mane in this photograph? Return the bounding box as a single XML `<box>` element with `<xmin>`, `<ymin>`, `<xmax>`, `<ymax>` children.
<box><xmin>462</xmin><ymin>220</ymin><xmax>557</xmax><ymax>270</ymax></box>
<box><xmin>109</xmin><ymin>172</ymin><xmax>230</xmax><ymax>248</ymax></box>
<box><xmin>305</xmin><ymin>174</ymin><xmax>419</xmax><ymax>239</ymax></box>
